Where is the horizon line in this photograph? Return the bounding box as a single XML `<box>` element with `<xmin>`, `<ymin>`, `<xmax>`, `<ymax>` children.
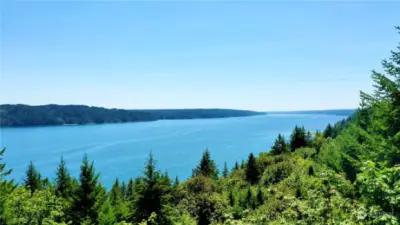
<box><xmin>0</xmin><ymin>103</ymin><xmax>357</xmax><ymax>112</ymax></box>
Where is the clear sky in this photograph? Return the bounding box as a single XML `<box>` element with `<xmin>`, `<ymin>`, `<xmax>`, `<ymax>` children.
<box><xmin>1</xmin><ymin>1</ymin><xmax>399</xmax><ymax>111</ymax></box>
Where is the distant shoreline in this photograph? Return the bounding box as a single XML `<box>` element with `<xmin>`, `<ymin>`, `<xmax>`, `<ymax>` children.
<box><xmin>0</xmin><ymin>114</ymin><xmax>265</xmax><ymax>129</ymax></box>
<box><xmin>0</xmin><ymin>104</ymin><xmax>266</xmax><ymax>128</ymax></box>
<box><xmin>0</xmin><ymin>111</ymin><xmax>356</xmax><ymax>129</ymax></box>
<box><xmin>266</xmin><ymin>109</ymin><xmax>355</xmax><ymax>116</ymax></box>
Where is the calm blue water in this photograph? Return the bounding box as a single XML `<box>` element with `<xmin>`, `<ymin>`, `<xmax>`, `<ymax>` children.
<box><xmin>0</xmin><ymin>114</ymin><xmax>346</xmax><ymax>188</ymax></box>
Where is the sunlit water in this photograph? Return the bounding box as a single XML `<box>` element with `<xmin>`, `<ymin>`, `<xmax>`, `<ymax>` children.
<box><xmin>0</xmin><ymin>114</ymin><xmax>346</xmax><ymax>188</ymax></box>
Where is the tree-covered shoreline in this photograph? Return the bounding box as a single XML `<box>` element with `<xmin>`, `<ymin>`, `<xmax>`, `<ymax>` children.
<box><xmin>266</xmin><ymin>109</ymin><xmax>355</xmax><ymax>116</ymax></box>
<box><xmin>0</xmin><ymin>105</ymin><xmax>265</xmax><ymax>127</ymax></box>
<box><xmin>0</xmin><ymin>27</ymin><xmax>399</xmax><ymax>224</ymax></box>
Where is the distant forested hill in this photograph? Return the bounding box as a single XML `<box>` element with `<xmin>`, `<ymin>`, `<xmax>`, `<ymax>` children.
<box><xmin>0</xmin><ymin>104</ymin><xmax>265</xmax><ymax>127</ymax></box>
<box><xmin>267</xmin><ymin>109</ymin><xmax>355</xmax><ymax>116</ymax></box>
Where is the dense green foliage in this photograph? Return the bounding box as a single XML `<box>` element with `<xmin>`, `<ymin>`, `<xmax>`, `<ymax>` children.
<box><xmin>0</xmin><ymin>28</ymin><xmax>399</xmax><ymax>224</ymax></box>
<box><xmin>0</xmin><ymin>105</ymin><xmax>264</xmax><ymax>127</ymax></box>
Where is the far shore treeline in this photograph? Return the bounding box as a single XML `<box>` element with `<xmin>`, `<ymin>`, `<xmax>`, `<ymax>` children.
<box><xmin>0</xmin><ymin>105</ymin><xmax>265</xmax><ymax>127</ymax></box>
<box><xmin>0</xmin><ymin>104</ymin><xmax>355</xmax><ymax>128</ymax></box>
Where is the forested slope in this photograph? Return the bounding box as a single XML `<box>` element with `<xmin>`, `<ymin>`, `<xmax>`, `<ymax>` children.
<box><xmin>0</xmin><ymin>28</ymin><xmax>399</xmax><ymax>224</ymax></box>
<box><xmin>0</xmin><ymin>105</ymin><xmax>264</xmax><ymax>127</ymax></box>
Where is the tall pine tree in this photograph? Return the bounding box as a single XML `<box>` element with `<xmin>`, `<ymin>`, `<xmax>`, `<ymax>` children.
<box><xmin>245</xmin><ymin>187</ymin><xmax>255</xmax><ymax>209</ymax></box>
<box><xmin>24</xmin><ymin>161</ymin><xmax>42</xmax><ymax>194</ymax></box>
<box><xmin>233</xmin><ymin>161</ymin><xmax>239</xmax><ymax>170</ymax></box>
<box><xmin>192</xmin><ymin>149</ymin><xmax>219</xmax><ymax>179</ymax></box>
<box><xmin>0</xmin><ymin>148</ymin><xmax>12</xmax><ymax>180</ymax></box>
<box><xmin>360</xmin><ymin>26</ymin><xmax>400</xmax><ymax>166</ymax></box>
<box><xmin>55</xmin><ymin>156</ymin><xmax>73</xmax><ymax>198</ymax></box>
<box><xmin>133</xmin><ymin>152</ymin><xmax>171</xmax><ymax>224</ymax></box>
<box><xmin>120</xmin><ymin>181</ymin><xmax>127</xmax><ymax>198</ymax></box>
<box><xmin>323</xmin><ymin>124</ymin><xmax>334</xmax><ymax>138</ymax></box>
<box><xmin>290</xmin><ymin>126</ymin><xmax>308</xmax><ymax>152</ymax></box>
<box><xmin>110</xmin><ymin>178</ymin><xmax>120</xmax><ymax>205</ymax></box>
<box><xmin>174</xmin><ymin>176</ymin><xmax>179</xmax><ymax>186</ymax></box>
<box><xmin>126</xmin><ymin>178</ymin><xmax>134</xmax><ymax>201</ymax></box>
<box><xmin>240</xmin><ymin>159</ymin><xmax>245</xmax><ymax>169</ymax></box>
<box><xmin>271</xmin><ymin>134</ymin><xmax>288</xmax><ymax>155</ymax></box>
<box><xmin>0</xmin><ymin>148</ymin><xmax>14</xmax><ymax>225</ymax></box>
<box><xmin>98</xmin><ymin>200</ymin><xmax>116</xmax><ymax>225</ymax></box>
<box><xmin>245</xmin><ymin>153</ymin><xmax>260</xmax><ymax>185</ymax></box>
<box><xmin>72</xmin><ymin>154</ymin><xmax>102</xmax><ymax>224</ymax></box>
<box><xmin>110</xmin><ymin>178</ymin><xmax>129</xmax><ymax>221</ymax></box>
<box><xmin>222</xmin><ymin>162</ymin><xmax>229</xmax><ymax>178</ymax></box>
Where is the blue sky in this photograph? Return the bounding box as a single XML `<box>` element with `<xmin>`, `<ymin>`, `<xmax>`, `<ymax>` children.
<box><xmin>1</xmin><ymin>1</ymin><xmax>399</xmax><ymax>111</ymax></box>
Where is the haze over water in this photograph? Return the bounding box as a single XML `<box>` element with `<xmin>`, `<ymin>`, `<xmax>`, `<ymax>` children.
<box><xmin>0</xmin><ymin>113</ymin><xmax>346</xmax><ymax>188</ymax></box>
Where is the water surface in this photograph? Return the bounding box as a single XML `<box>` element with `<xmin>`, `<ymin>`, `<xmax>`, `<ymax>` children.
<box><xmin>0</xmin><ymin>114</ymin><xmax>346</xmax><ymax>187</ymax></box>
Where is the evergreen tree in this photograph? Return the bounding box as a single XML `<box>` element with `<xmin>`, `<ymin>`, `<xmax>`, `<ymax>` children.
<box><xmin>271</xmin><ymin>134</ymin><xmax>288</xmax><ymax>155</ymax></box>
<box><xmin>353</xmin><ymin>26</ymin><xmax>400</xmax><ymax>215</ymax></box>
<box><xmin>360</xmin><ymin>26</ymin><xmax>400</xmax><ymax>166</ymax></box>
<box><xmin>222</xmin><ymin>162</ymin><xmax>229</xmax><ymax>178</ymax></box>
<box><xmin>98</xmin><ymin>200</ymin><xmax>116</xmax><ymax>225</ymax></box>
<box><xmin>126</xmin><ymin>178</ymin><xmax>134</xmax><ymax>201</ymax></box>
<box><xmin>290</xmin><ymin>126</ymin><xmax>308</xmax><ymax>152</ymax></box>
<box><xmin>174</xmin><ymin>176</ymin><xmax>179</xmax><ymax>186</ymax></box>
<box><xmin>162</xmin><ymin>171</ymin><xmax>171</xmax><ymax>185</ymax></box>
<box><xmin>120</xmin><ymin>181</ymin><xmax>127</xmax><ymax>198</ymax></box>
<box><xmin>55</xmin><ymin>156</ymin><xmax>73</xmax><ymax>198</ymax></box>
<box><xmin>306</xmin><ymin>131</ymin><xmax>312</xmax><ymax>146</ymax></box>
<box><xmin>110</xmin><ymin>178</ymin><xmax>120</xmax><ymax>205</ymax></box>
<box><xmin>42</xmin><ymin>177</ymin><xmax>51</xmax><ymax>189</ymax></box>
<box><xmin>72</xmin><ymin>154</ymin><xmax>102</xmax><ymax>224</ymax></box>
<box><xmin>245</xmin><ymin>153</ymin><xmax>260</xmax><ymax>185</ymax></box>
<box><xmin>245</xmin><ymin>187</ymin><xmax>255</xmax><ymax>209</ymax></box>
<box><xmin>133</xmin><ymin>152</ymin><xmax>171</xmax><ymax>224</ymax></box>
<box><xmin>240</xmin><ymin>159</ymin><xmax>245</xmax><ymax>169</ymax></box>
<box><xmin>0</xmin><ymin>148</ymin><xmax>14</xmax><ymax>225</ymax></box>
<box><xmin>110</xmin><ymin>178</ymin><xmax>129</xmax><ymax>221</ymax></box>
<box><xmin>256</xmin><ymin>187</ymin><xmax>264</xmax><ymax>206</ymax></box>
<box><xmin>24</xmin><ymin>161</ymin><xmax>42</xmax><ymax>194</ymax></box>
<box><xmin>323</xmin><ymin>124</ymin><xmax>334</xmax><ymax>138</ymax></box>
<box><xmin>193</xmin><ymin>149</ymin><xmax>219</xmax><ymax>179</ymax></box>
<box><xmin>234</xmin><ymin>161</ymin><xmax>239</xmax><ymax>170</ymax></box>
<box><xmin>0</xmin><ymin>148</ymin><xmax>12</xmax><ymax>181</ymax></box>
